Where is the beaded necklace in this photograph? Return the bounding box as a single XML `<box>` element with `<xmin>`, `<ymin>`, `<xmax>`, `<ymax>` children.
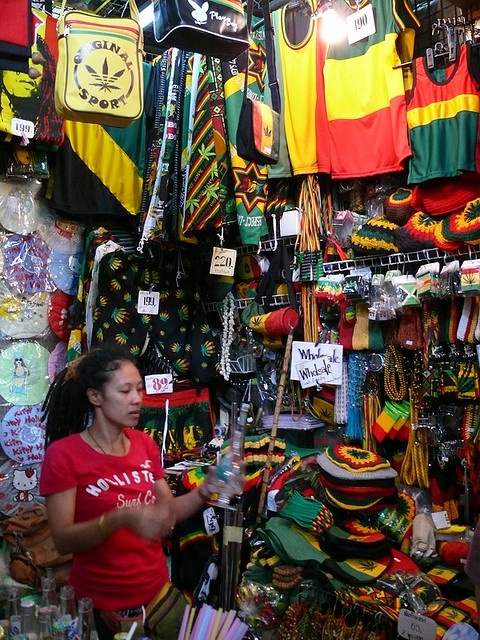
<box><xmin>384</xmin><ymin>344</ymin><xmax>407</xmax><ymax>401</ymax></box>
<box><xmin>219</xmin><ymin>292</ymin><xmax>236</xmax><ymax>381</ymax></box>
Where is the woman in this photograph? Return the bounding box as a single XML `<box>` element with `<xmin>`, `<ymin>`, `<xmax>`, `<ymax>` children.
<box><xmin>39</xmin><ymin>345</ymin><xmax>220</xmax><ymax>640</ymax></box>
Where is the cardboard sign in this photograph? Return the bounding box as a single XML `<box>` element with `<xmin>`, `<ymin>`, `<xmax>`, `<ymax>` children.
<box><xmin>290</xmin><ymin>341</ymin><xmax>343</xmax><ymax>389</ymax></box>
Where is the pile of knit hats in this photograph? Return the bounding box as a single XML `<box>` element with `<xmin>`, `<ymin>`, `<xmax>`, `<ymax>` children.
<box><xmin>317</xmin><ymin>445</ymin><xmax>398</xmax><ymax>512</ymax></box>
<box><xmin>381</xmin><ymin>172</ymin><xmax>480</xmax><ymax>254</ymax></box>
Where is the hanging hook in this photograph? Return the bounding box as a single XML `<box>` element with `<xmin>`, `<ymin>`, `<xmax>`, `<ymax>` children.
<box><xmin>271</xmin><ymin>213</ymin><xmax>278</xmax><ymax>251</ymax></box>
<box><xmin>217</xmin><ymin>226</ymin><xmax>225</xmax><ymax>247</ymax></box>
<box><xmin>176</xmin><ymin>252</ymin><xmax>186</xmax><ymax>287</ymax></box>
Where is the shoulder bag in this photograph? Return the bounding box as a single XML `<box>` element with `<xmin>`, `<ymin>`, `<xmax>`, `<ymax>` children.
<box><xmin>55</xmin><ymin>0</ymin><xmax>144</xmax><ymax>127</ymax></box>
<box><xmin>152</xmin><ymin>0</ymin><xmax>249</xmax><ymax>60</ymax></box>
<box><xmin>236</xmin><ymin>0</ymin><xmax>281</xmax><ymax>165</ymax></box>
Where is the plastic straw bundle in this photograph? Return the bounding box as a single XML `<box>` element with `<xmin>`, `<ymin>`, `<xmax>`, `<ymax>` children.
<box><xmin>279</xmin><ymin>490</ymin><xmax>334</xmax><ymax>535</ymax></box>
<box><xmin>178</xmin><ymin>603</ymin><xmax>249</xmax><ymax>640</ymax></box>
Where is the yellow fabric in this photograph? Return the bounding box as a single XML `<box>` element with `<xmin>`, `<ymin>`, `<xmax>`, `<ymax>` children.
<box><xmin>324</xmin><ymin>36</ymin><xmax>407</xmax><ymax>121</ymax></box>
<box><xmin>274</xmin><ymin>5</ymin><xmax>321</xmax><ymax>175</ymax></box>
<box><xmin>65</xmin><ymin>120</ymin><xmax>142</xmax><ymax>215</ymax></box>
<box><xmin>407</xmin><ymin>94</ymin><xmax>480</xmax><ymax>129</ymax></box>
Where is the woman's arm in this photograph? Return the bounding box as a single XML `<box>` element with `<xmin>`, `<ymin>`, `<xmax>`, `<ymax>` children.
<box><xmin>47</xmin><ymin>484</ymin><xmax>177</xmax><ymax>555</ymax></box>
<box><xmin>46</xmin><ymin>489</ymin><xmax>109</xmax><ymax>554</ymax></box>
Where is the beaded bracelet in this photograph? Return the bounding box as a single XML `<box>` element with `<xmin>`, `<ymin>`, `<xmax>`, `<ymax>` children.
<box><xmin>98</xmin><ymin>513</ymin><xmax>110</xmax><ymax>538</ymax></box>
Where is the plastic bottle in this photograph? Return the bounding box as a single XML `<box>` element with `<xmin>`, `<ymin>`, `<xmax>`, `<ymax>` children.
<box><xmin>209</xmin><ymin>402</ymin><xmax>245</xmax><ymax>509</ymax></box>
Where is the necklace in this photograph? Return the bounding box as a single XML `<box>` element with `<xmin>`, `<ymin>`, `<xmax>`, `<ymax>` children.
<box><xmin>87</xmin><ymin>429</ymin><xmax>115</xmax><ymax>456</ymax></box>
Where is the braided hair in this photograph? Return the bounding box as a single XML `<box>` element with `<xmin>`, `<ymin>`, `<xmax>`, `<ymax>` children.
<box><xmin>42</xmin><ymin>345</ymin><xmax>138</xmax><ymax>447</ymax></box>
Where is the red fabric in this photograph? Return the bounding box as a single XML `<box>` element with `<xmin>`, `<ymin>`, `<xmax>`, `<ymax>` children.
<box><xmin>411</xmin><ymin>172</ymin><xmax>480</xmax><ymax>217</ymax></box>
<box><xmin>0</xmin><ymin>0</ymin><xmax>33</xmax><ymax>47</ymax></box>
<box><xmin>39</xmin><ymin>430</ymin><xmax>169</xmax><ymax>610</ymax></box>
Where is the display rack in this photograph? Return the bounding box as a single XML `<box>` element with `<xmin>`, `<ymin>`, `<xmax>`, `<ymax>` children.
<box><xmin>323</xmin><ymin>245</ymin><xmax>480</xmax><ymax>274</ymax></box>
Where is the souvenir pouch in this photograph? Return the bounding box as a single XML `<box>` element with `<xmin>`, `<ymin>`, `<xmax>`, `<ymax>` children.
<box><xmin>145</xmin><ymin>582</ymin><xmax>188</xmax><ymax>640</ymax></box>
<box><xmin>248</xmin><ymin>306</ymin><xmax>299</xmax><ymax>336</ymax></box>
<box><xmin>55</xmin><ymin>0</ymin><xmax>144</xmax><ymax>127</ymax></box>
<box><xmin>152</xmin><ymin>0</ymin><xmax>249</xmax><ymax>60</ymax></box>
<box><xmin>460</xmin><ymin>259</ymin><xmax>480</xmax><ymax>296</ymax></box>
<box><xmin>237</xmin><ymin>98</ymin><xmax>280</xmax><ymax>165</ymax></box>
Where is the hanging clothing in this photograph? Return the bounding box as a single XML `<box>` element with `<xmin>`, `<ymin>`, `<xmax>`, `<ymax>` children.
<box><xmin>0</xmin><ymin>9</ymin><xmax>64</xmax><ymax>147</ymax></box>
<box><xmin>50</xmin><ymin>63</ymin><xmax>151</xmax><ymax>217</ymax></box>
<box><xmin>180</xmin><ymin>54</ymin><xmax>234</xmax><ymax>237</ymax></box>
<box><xmin>323</xmin><ymin>0</ymin><xmax>419</xmax><ymax>179</ymax></box>
<box><xmin>406</xmin><ymin>44</ymin><xmax>480</xmax><ymax>184</ymax></box>
<box><xmin>221</xmin><ymin>37</ymin><xmax>269</xmax><ymax>247</ymax></box>
<box><xmin>273</xmin><ymin>1</ymin><xmax>330</xmax><ymax>175</ymax></box>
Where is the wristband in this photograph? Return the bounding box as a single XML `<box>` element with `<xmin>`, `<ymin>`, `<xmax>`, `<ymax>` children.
<box><xmin>98</xmin><ymin>514</ymin><xmax>110</xmax><ymax>538</ymax></box>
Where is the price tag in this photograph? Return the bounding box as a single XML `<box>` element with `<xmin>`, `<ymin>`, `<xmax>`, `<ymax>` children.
<box><xmin>144</xmin><ymin>373</ymin><xmax>173</xmax><ymax>395</ymax></box>
<box><xmin>431</xmin><ymin>510</ymin><xmax>450</xmax><ymax>530</ymax></box>
<box><xmin>137</xmin><ymin>290</ymin><xmax>160</xmax><ymax>315</ymax></box>
<box><xmin>10</xmin><ymin>118</ymin><xmax>35</xmax><ymax>139</ymax></box>
<box><xmin>210</xmin><ymin>247</ymin><xmax>237</xmax><ymax>277</ymax></box>
<box><xmin>347</xmin><ymin>4</ymin><xmax>376</xmax><ymax>44</ymax></box>
<box><xmin>397</xmin><ymin>609</ymin><xmax>437</xmax><ymax>640</ymax></box>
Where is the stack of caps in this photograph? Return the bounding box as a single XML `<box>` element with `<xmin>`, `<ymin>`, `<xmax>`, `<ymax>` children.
<box><xmin>279</xmin><ymin>490</ymin><xmax>334</xmax><ymax>535</ymax></box>
<box><xmin>317</xmin><ymin>445</ymin><xmax>398</xmax><ymax>511</ymax></box>
<box><xmin>221</xmin><ymin>434</ymin><xmax>287</xmax><ymax>466</ymax></box>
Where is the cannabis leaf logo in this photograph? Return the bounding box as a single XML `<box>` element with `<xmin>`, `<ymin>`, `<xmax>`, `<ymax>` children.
<box><xmin>85</xmin><ymin>58</ymin><xmax>125</xmax><ymax>93</ymax></box>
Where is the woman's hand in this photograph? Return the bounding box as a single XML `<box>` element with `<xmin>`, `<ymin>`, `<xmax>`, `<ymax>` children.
<box><xmin>124</xmin><ymin>503</ymin><xmax>175</xmax><ymax>540</ymax></box>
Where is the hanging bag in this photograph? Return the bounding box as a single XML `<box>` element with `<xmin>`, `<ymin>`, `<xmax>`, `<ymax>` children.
<box><xmin>54</xmin><ymin>0</ymin><xmax>144</xmax><ymax>127</ymax></box>
<box><xmin>152</xmin><ymin>0</ymin><xmax>249</xmax><ymax>60</ymax></box>
<box><xmin>236</xmin><ymin>0</ymin><xmax>280</xmax><ymax>165</ymax></box>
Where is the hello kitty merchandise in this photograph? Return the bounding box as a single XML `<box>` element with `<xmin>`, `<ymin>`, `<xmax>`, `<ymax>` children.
<box><xmin>13</xmin><ymin>467</ymin><xmax>38</xmax><ymax>502</ymax></box>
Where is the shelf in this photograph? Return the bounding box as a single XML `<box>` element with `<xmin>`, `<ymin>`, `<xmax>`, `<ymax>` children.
<box><xmin>203</xmin><ymin>292</ymin><xmax>296</xmax><ymax>314</ymax></box>
<box><xmin>323</xmin><ymin>245</ymin><xmax>480</xmax><ymax>275</ymax></box>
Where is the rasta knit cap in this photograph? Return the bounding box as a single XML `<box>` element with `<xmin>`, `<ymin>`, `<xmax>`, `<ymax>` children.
<box><xmin>440</xmin><ymin>198</ymin><xmax>480</xmax><ymax>245</ymax></box>
<box><xmin>351</xmin><ymin>215</ymin><xmax>400</xmax><ymax>256</ymax></box>
<box><xmin>411</xmin><ymin>172</ymin><xmax>480</xmax><ymax>218</ymax></box>
<box><xmin>394</xmin><ymin>211</ymin><xmax>437</xmax><ymax>253</ymax></box>
<box><xmin>433</xmin><ymin>220</ymin><xmax>465</xmax><ymax>252</ymax></box>
<box><xmin>384</xmin><ymin>187</ymin><xmax>416</xmax><ymax>225</ymax></box>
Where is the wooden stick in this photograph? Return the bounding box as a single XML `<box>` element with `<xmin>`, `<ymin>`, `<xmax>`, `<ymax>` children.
<box><xmin>256</xmin><ymin>330</ymin><xmax>294</xmax><ymax>524</ymax></box>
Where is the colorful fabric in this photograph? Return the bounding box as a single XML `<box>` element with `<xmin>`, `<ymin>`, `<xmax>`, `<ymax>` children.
<box><xmin>273</xmin><ymin>3</ymin><xmax>330</xmax><ymax>175</ymax></box>
<box><xmin>441</xmin><ymin>199</ymin><xmax>480</xmax><ymax>245</ymax></box>
<box><xmin>325</xmin><ymin>445</ymin><xmax>392</xmax><ymax>473</ymax></box>
<box><xmin>351</xmin><ymin>215</ymin><xmax>400</xmax><ymax>256</ymax></box>
<box><xmin>411</xmin><ymin>172</ymin><xmax>480</xmax><ymax>217</ymax></box>
<box><xmin>394</xmin><ymin>211</ymin><xmax>437</xmax><ymax>252</ymax></box>
<box><xmin>181</xmin><ymin>54</ymin><xmax>233</xmax><ymax>237</ymax></box>
<box><xmin>221</xmin><ymin>32</ymin><xmax>269</xmax><ymax>246</ymax></box>
<box><xmin>50</xmin><ymin>63</ymin><xmax>149</xmax><ymax>217</ymax></box>
<box><xmin>406</xmin><ymin>45</ymin><xmax>480</xmax><ymax>183</ymax></box>
<box><xmin>384</xmin><ymin>187</ymin><xmax>416</xmax><ymax>225</ymax></box>
<box><xmin>0</xmin><ymin>9</ymin><xmax>64</xmax><ymax>147</ymax></box>
<box><xmin>323</xmin><ymin>0</ymin><xmax>419</xmax><ymax>178</ymax></box>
